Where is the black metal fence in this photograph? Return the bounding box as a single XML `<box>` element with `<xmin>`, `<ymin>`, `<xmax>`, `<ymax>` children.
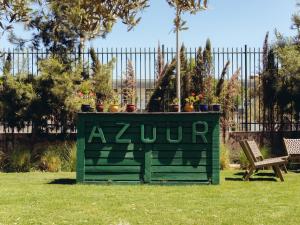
<box><xmin>0</xmin><ymin>45</ymin><xmax>281</xmax><ymax>133</ymax></box>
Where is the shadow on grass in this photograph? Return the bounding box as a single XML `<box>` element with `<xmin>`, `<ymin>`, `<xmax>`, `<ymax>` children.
<box><xmin>225</xmin><ymin>177</ymin><xmax>277</xmax><ymax>182</ymax></box>
<box><xmin>48</xmin><ymin>178</ymin><xmax>76</xmax><ymax>185</ymax></box>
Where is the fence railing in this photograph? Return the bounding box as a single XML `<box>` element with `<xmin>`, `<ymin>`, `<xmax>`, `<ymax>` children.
<box><xmin>1</xmin><ymin>45</ymin><xmax>298</xmax><ymax>133</ymax></box>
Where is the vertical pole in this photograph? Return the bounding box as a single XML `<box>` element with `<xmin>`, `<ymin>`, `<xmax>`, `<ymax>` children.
<box><xmin>176</xmin><ymin>8</ymin><xmax>181</xmax><ymax>112</ymax></box>
<box><xmin>244</xmin><ymin>45</ymin><xmax>248</xmax><ymax>132</ymax></box>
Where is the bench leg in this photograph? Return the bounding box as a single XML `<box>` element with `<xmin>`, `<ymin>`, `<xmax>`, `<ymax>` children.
<box><xmin>281</xmin><ymin>164</ymin><xmax>288</xmax><ymax>174</ymax></box>
<box><xmin>244</xmin><ymin>167</ymin><xmax>254</xmax><ymax>181</ymax></box>
<box><xmin>274</xmin><ymin>165</ymin><xmax>284</xmax><ymax>182</ymax></box>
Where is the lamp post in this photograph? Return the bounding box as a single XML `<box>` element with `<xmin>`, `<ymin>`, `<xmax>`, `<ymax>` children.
<box><xmin>176</xmin><ymin>7</ymin><xmax>181</xmax><ymax>112</ymax></box>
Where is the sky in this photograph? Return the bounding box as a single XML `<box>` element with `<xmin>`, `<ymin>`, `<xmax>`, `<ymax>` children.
<box><xmin>0</xmin><ymin>0</ymin><xmax>298</xmax><ymax>49</ymax></box>
<box><xmin>89</xmin><ymin>0</ymin><xmax>297</xmax><ymax>49</ymax></box>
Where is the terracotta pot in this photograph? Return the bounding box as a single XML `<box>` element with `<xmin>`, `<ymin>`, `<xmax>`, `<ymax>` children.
<box><xmin>109</xmin><ymin>104</ymin><xmax>119</xmax><ymax>112</ymax></box>
<box><xmin>81</xmin><ymin>104</ymin><xmax>90</xmax><ymax>112</ymax></box>
<box><xmin>170</xmin><ymin>104</ymin><xmax>179</xmax><ymax>112</ymax></box>
<box><xmin>96</xmin><ymin>103</ymin><xmax>104</xmax><ymax>112</ymax></box>
<box><xmin>184</xmin><ymin>103</ymin><xmax>194</xmax><ymax>112</ymax></box>
<box><xmin>126</xmin><ymin>104</ymin><xmax>136</xmax><ymax>112</ymax></box>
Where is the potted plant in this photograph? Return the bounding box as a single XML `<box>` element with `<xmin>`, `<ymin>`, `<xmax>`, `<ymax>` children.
<box><xmin>170</xmin><ymin>98</ymin><xmax>179</xmax><ymax>112</ymax></box>
<box><xmin>108</xmin><ymin>93</ymin><xmax>120</xmax><ymax>112</ymax></box>
<box><xmin>96</xmin><ymin>101</ymin><xmax>104</xmax><ymax>112</ymax></box>
<box><xmin>210</xmin><ymin>96</ymin><xmax>221</xmax><ymax>112</ymax></box>
<box><xmin>184</xmin><ymin>93</ymin><xmax>198</xmax><ymax>112</ymax></box>
<box><xmin>91</xmin><ymin>48</ymin><xmax>115</xmax><ymax>113</ymax></box>
<box><xmin>76</xmin><ymin>80</ymin><xmax>96</xmax><ymax>112</ymax></box>
<box><xmin>122</xmin><ymin>60</ymin><xmax>137</xmax><ymax>112</ymax></box>
<box><xmin>198</xmin><ymin>93</ymin><xmax>209</xmax><ymax>112</ymax></box>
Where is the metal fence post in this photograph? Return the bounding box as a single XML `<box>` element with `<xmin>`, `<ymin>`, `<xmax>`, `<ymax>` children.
<box><xmin>244</xmin><ymin>45</ymin><xmax>248</xmax><ymax>132</ymax></box>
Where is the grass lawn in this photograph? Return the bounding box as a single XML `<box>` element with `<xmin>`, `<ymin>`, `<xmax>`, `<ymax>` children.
<box><xmin>0</xmin><ymin>171</ymin><xmax>300</xmax><ymax>225</ymax></box>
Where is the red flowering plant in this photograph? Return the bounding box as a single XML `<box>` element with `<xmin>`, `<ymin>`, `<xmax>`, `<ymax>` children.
<box><xmin>69</xmin><ymin>80</ymin><xmax>96</xmax><ymax>110</ymax></box>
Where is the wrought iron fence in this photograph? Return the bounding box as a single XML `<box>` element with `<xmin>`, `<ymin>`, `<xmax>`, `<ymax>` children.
<box><xmin>1</xmin><ymin>45</ymin><xmax>296</xmax><ymax>133</ymax></box>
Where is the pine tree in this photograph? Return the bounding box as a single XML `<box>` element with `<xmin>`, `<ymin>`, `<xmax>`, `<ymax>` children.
<box><xmin>192</xmin><ymin>47</ymin><xmax>204</xmax><ymax>94</ymax></box>
<box><xmin>122</xmin><ymin>60</ymin><xmax>136</xmax><ymax>105</ymax></box>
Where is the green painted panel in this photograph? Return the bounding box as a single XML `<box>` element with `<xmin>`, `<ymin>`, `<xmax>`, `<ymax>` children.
<box><xmin>151</xmin><ymin>158</ymin><xmax>210</xmax><ymax>166</ymax></box>
<box><xmin>85</xmin><ymin>150</ymin><xmax>144</xmax><ymax>159</ymax></box>
<box><xmin>85</xmin><ymin>158</ymin><xmax>143</xmax><ymax>166</ymax></box>
<box><xmin>151</xmin><ymin>173</ymin><xmax>208</xmax><ymax>181</ymax></box>
<box><xmin>85</xmin><ymin>173</ymin><xmax>140</xmax><ymax>181</ymax></box>
<box><xmin>85</xmin><ymin>166</ymin><xmax>141</xmax><ymax>173</ymax></box>
<box><xmin>152</xmin><ymin>166</ymin><xmax>207</xmax><ymax>173</ymax></box>
<box><xmin>77</xmin><ymin>113</ymin><xmax>220</xmax><ymax>184</ymax></box>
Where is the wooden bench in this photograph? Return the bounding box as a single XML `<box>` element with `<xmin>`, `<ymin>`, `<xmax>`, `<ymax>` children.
<box><xmin>240</xmin><ymin>140</ymin><xmax>288</xmax><ymax>181</ymax></box>
<box><xmin>283</xmin><ymin>138</ymin><xmax>300</xmax><ymax>169</ymax></box>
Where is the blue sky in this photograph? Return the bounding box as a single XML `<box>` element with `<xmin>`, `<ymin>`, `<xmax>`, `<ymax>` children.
<box><xmin>89</xmin><ymin>0</ymin><xmax>297</xmax><ymax>48</ymax></box>
<box><xmin>0</xmin><ymin>0</ymin><xmax>298</xmax><ymax>49</ymax></box>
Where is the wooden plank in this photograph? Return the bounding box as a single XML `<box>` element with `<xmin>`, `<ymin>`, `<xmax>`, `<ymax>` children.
<box><xmin>152</xmin><ymin>166</ymin><xmax>207</xmax><ymax>173</ymax></box>
<box><xmin>151</xmin><ymin>158</ymin><xmax>210</xmax><ymax>166</ymax></box>
<box><xmin>85</xmin><ymin>166</ymin><xmax>141</xmax><ymax>173</ymax></box>
<box><xmin>85</xmin><ymin>143</ymin><xmax>212</xmax><ymax>151</ymax></box>
<box><xmin>85</xmin><ymin>158</ymin><xmax>143</xmax><ymax>166</ymax></box>
<box><xmin>144</xmin><ymin>145</ymin><xmax>152</xmax><ymax>183</ymax></box>
<box><xmin>85</xmin><ymin>134</ymin><xmax>213</xmax><ymax>144</ymax></box>
<box><xmin>85</xmin><ymin>173</ymin><xmax>140</xmax><ymax>181</ymax></box>
<box><xmin>211</xmin><ymin>118</ymin><xmax>220</xmax><ymax>185</ymax></box>
<box><xmin>151</xmin><ymin>173</ymin><xmax>208</xmax><ymax>181</ymax></box>
<box><xmin>76</xmin><ymin>115</ymin><xmax>85</xmax><ymax>183</ymax></box>
<box><xmin>85</xmin><ymin>150</ymin><xmax>144</xmax><ymax>159</ymax></box>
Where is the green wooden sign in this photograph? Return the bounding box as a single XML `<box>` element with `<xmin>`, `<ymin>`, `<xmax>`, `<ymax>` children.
<box><xmin>77</xmin><ymin>112</ymin><xmax>220</xmax><ymax>184</ymax></box>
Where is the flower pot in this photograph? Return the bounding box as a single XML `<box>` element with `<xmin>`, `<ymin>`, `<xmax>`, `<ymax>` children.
<box><xmin>126</xmin><ymin>104</ymin><xmax>136</xmax><ymax>112</ymax></box>
<box><xmin>199</xmin><ymin>104</ymin><xmax>209</xmax><ymax>112</ymax></box>
<box><xmin>81</xmin><ymin>104</ymin><xmax>90</xmax><ymax>112</ymax></box>
<box><xmin>211</xmin><ymin>104</ymin><xmax>221</xmax><ymax>112</ymax></box>
<box><xmin>109</xmin><ymin>104</ymin><xmax>119</xmax><ymax>112</ymax></box>
<box><xmin>96</xmin><ymin>103</ymin><xmax>104</xmax><ymax>112</ymax></box>
<box><xmin>170</xmin><ymin>104</ymin><xmax>179</xmax><ymax>112</ymax></box>
<box><xmin>184</xmin><ymin>103</ymin><xmax>194</xmax><ymax>112</ymax></box>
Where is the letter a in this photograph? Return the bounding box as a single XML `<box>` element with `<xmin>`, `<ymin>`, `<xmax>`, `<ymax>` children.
<box><xmin>88</xmin><ymin>126</ymin><xmax>107</xmax><ymax>143</ymax></box>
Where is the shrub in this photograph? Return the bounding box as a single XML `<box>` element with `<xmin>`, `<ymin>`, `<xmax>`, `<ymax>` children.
<box><xmin>239</xmin><ymin>150</ymin><xmax>249</xmax><ymax>170</ymax></box>
<box><xmin>40</xmin><ymin>145</ymin><xmax>62</xmax><ymax>172</ymax></box>
<box><xmin>220</xmin><ymin>144</ymin><xmax>230</xmax><ymax>170</ymax></box>
<box><xmin>0</xmin><ymin>151</ymin><xmax>8</xmax><ymax>171</ymax></box>
<box><xmin>59</xmin><ymin>142</ymin><xmax>76</xmax><ymax>172</ymax></box>
<box><xmin>38</xmin><ymin>142</ymin><xmax>76</xmax><ymax>172</ymax></box>
<box><xmin>9</xmin><ymin>148</ymin><xmax>31</xmax><ymax>172</ymax></box>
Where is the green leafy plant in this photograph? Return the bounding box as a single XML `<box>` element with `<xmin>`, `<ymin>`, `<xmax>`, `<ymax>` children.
<box><xmin>220</xmin><ymin>144</ymin><xmax>230</xmax><ymax>170</ymax></box>
<box><xmin>0</xmin><ymin>150</ymin><xmax>8</xmax><ymax>171</ymax></box>
<box><xmin>90</xmin><ymin>48</ymin><xmax>115</xmax><ymax>104</ymax></box>
<box><xmin>40</xmin><ymin>146</ymin><xmax>62</xmax><ymax>172</ymax></box>
<box><xmin>9</xmin><ymin>148</ymin><xmax>31</xmax><ymax>172</ymax></box>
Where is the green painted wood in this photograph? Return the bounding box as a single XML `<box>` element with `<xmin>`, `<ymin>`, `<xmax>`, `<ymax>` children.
<box><xmin>85</xmin><ymin>173</ymin><xmax>140</xmax><ymax>181</ymax></box>
<box><xmin>151</xmin><ymin>158</ymin><xmax>210</xmax><ymax>166</ymax></box>
<box><xmin>151</xmin><ymin>173</ymin><xmax>208</xmax><ymax>181</ymax></box>
<box><xmin>77</xmin><ymin>113</ymin><xmax>220</xmax><ymax>184</ymax></box>
<box><xmin>85</xmin><ymin>150</ymin><xmax>144</xmax><ymax>158</ymax></box>
<box><xmin>76</xmin><ymin>116</ymin><xmax>85</xmax><ymax>183</ymax></box>
<box><xmin>85</xmin><ymin>166</ymin><xmax>141</xmax><ymax>173</ymax></box>
<box><xmin>85</xmin><ymin>158</ymin><xmax>143</xmax><ymax>166</ymax></box>
<box><xmin>211</xmin><ymin>117</ymin><xmax>220</xmax><ymax>185</ymax></box>
<box><xmin>152</xmin><ymin>166</ymin><xmax>207</xmax><ymax>173</ymax></box>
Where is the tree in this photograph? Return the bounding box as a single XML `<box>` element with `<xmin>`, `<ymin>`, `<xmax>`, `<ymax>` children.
<box><xmin>90</xmin><ymin>48</ymin><xmax>114</xmax><ymax>104</ymax></box>
<box><xmin>166</xmin><ymin>0</ymin><xmax>207</xmax><ymax>111</ymax></box>
<box><xmin>6</xmin><ymin>0</ymin><xmax>148</xmax><ymax>52</ymax></box>
<box><xmin>122</xmin><ymin>60</ymin><xmax>136</xmax><ymax>105</ymax></box>
<box><xmin>0</xmin><ymin>0</ymin><xmax>31</xmax><ymax>35</ymax></box>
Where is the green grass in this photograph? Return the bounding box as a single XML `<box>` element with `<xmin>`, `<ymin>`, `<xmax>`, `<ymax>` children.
<box><xmin>0</xmin><ymin>171</ymin><xmax>300</xmax><ymax>225</ymax></box>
